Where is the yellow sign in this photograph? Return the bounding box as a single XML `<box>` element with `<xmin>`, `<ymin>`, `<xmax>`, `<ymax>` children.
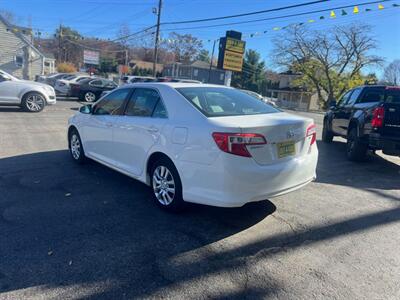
<box><xmin>225</xmin><ymin>38</ymin><xmax>245</xmax><ymax>54</ymax></box>
<box><xmin>223</xmin><ymin>50</ymin><xmax>243</xmax><ymax>72</ymax></box>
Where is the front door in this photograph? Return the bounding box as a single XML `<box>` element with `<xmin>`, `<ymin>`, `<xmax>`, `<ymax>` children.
<box><xmin>81</xmin><ymin>88</ymin><xmax>131</xmax><ymax>164</ymax></box>
<box><xmin>332</xmin><ymin>90</ymin><xmax>353</xmax><ymax>136</ymax></box>
<box><xmin>113</xmin><ymin>88</ymin><xmax>168</xmax><ymax>176</ymax></box>
<box><xmin>0</xmin><ymin>75</ymin><xmax>18</xmax><ymax>103</ymax></box>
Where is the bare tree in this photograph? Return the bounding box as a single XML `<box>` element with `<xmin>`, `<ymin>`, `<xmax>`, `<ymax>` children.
<box><xmin>164</xmin><ymin>32</ymin><xmax>203</xmax><ymax>63</ymax></box>
<box><xmin>0</xmin><ymin>10</ymin><xmax>15</xmax><ymax>23</ymax></box>
<box><xmin>272</xmin><ymin>24</ymin><xmax>383</xmax><ymax>105</ymax></box>
<box><xmin>383</xmin><ymin>60</ymin><xmax>400</xmax><ymax>85</ymax></box>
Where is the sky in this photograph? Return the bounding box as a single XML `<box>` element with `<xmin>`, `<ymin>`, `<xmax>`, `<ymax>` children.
<box><xmin>1</xmin><ymin>0</ymin><xmax>399</xmax><ymax>76</ymax></box>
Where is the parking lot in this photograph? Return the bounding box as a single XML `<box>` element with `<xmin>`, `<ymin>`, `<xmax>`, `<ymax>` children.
<box><xmin>0</xmin><ymin>101</ymin><xmax>399</xmax><ymax>299</ymax></box>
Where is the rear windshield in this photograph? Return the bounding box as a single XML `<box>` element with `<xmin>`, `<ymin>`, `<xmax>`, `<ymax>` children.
<box><xmin>385</xmin><ymin>88</ymin><xmax>400</xmax><ymax>103</ymax></box>
<box><xmin>177</xmin><ymin>87</ymin><xmax>279</xmax><ymax>117</ymax></box>
<box><xmin>359</xmin><ymin>87</ymin><xmax>400</xmax><ymax>103</ymax></box>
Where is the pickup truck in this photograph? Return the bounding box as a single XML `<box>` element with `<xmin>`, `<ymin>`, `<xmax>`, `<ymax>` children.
<box><xmin>322</xmin><ymin>85</ymin><xmax>400</xmax><ymax>161</ymax></box>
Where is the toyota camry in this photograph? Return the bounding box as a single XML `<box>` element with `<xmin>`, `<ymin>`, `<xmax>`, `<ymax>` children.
<box><xmin>68</xmin><ymin>83</ymin><xmax>318</xmax><ymax>211</ymax></box>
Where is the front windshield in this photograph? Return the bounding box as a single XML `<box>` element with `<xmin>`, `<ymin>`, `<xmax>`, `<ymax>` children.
<box><xmin>0</xmin><ymin>70</ymin><xmax>19</xmax><ymax>81</ymax></box>
<box><xmin>177</xmin><ymin>87</ymin><xmax>279</xmax><ymax>117</ymax></box>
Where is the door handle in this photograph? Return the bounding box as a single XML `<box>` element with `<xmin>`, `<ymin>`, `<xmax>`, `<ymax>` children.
<box><xmin>147</xmin><ymin>127</ymin><xmax>159</xmax><ymax>133</ymax></box>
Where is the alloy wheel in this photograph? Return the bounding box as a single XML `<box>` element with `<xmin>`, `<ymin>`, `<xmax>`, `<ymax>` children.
<box><xmin>70</xmin><ymin>134</ymin><xmax>81</xmax><ymax>160</ymax></box>
<box><xmin>26</xmin><ymin>94</ymin><xmax>45</xmax><ymax>111</ymax></box>
<box><xmin>85</xmin><ymin>92</ymin><xmax>96</xmax><ymax>102</ymax></box>
<box><xmin>152</xmin><ymin>165</ymin><xmax>176</xmax><ymax>206</ymax></box>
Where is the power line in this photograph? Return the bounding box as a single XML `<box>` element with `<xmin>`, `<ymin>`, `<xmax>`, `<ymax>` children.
<box><xmin>159</xmin><ymin>0</ymin><xmax>395</xmax><ymax>32</ymax></box>
<box><xmin>161</xmin><ymin>0</ymin><xmax>329</xmax><ymax>25</ymax></box>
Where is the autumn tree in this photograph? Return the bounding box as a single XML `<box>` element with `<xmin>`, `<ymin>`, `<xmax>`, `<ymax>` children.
<box><xmin>383</xmin><ymin>60</ymin><xmax>400</xmax><ymax>85</ymax></box>
<box><xmin>272</xmin><ymin>24</ymin><xmax>383</xmax><ymax>106</ymax></box>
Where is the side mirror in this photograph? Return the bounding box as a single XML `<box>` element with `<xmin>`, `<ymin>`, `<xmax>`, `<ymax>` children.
<box><xmin>329</xmin><ymin>100</ymin><xmax>337</xmax><ymax>108</ymax></box>
<box><xmin>79</xmin><ymin>104</ymin><xmax>92</xmax><ymax>114</ymax></box>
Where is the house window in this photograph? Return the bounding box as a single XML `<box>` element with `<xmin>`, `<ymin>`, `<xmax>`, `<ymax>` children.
<box><xmin>219</xmin><ymin>73</ymin><xmax>224</xmax><ymax>81</ymax></box>
<box><xmin>44</xmin><ymin>62</ymin><xmax>50</xmax><ymax>67</ymax></box>
<box><xmin>193</xmin><ymin>69</ymin><xmax>198</xmax><ymax>77</ymax></box>
<box><xmin>15</xmin><ymin>55</ymin><xmax>24</xmax><ymax>67</ymax></box>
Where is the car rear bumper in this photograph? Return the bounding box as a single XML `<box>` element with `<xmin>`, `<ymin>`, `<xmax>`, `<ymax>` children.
<box><xmin>178</xmin><ymin>145</ymin><xmax>318</xmax><ymax>207</ymax></box>
<box><xmin>369</xmin><ymin>134</ymin><xmax>400</xmax><ymax>156</ymax></box>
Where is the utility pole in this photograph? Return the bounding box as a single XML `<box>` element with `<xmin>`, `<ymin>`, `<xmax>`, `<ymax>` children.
<box><xmin>125</xmin><ymin>49</ymin><xmax>128</xmax><ymax>71</ymax></box>
<box><xmin>208</xmin><ymin>39</ymin><xmax>217</xmax><ymax>83</ymax></box>
<box><xmin>58</xmin><ymin>24</ymin><xmax>62</xmax><ymax>63</ymax></box>
<box><xmin>152</xmin><ymin>0</ymin><xmax>162</xmax><ymax>77</ymax></box>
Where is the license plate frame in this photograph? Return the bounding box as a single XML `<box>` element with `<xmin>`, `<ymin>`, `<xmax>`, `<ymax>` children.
<box><xmin>277</xmin><ymin>141</ymin><xmax>296</xmax><ymax>158</ymax></box>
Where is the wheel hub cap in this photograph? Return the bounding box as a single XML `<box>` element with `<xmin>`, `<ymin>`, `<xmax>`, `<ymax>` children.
<box><xmin>153</xmin><ymin>166</ymin><xmax>175</xmax><ymax>206</ymax></box>
<box><xmin>26</xmin><ymin>95</ymin><xmax>45</xmax><ymax>111</ymax></box>
<box><xmin>70</xmin><ymin>134</ymin><xmax>81</xmax><ymax>160</ymax></box>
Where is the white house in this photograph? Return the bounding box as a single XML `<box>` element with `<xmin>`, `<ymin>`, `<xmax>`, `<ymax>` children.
<box><xmin>0</xmin><ymin>15</ymin><xmax>55</xmax><ymax>80</ymax></box>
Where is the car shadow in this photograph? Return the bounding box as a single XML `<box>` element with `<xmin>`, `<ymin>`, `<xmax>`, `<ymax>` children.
<box><xmin>316</xmin><ymin>140</ymin><xmax>400</xmax><ymax>191</ymax></box>
<box><xmin>0</xmin><ymin>106</ymin><xmax>25</xmax><ymax>113</ymax></box>
<box><xmin>0</xmin><ymin>150</ymin><xmax>276</xmax><ymax>298</ymax></box>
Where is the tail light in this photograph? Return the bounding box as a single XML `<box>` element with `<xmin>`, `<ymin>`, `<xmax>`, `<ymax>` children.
<box><xmin>212</xmin><ymin>132</ymin><xmax>266</xmax><ymax>157</ymax></box>
<box><xmin>306</xmin><ymin>123</ymin><xmax>317</xmax><ymax>145</ymax></box>
<box><xmin>371</xmin><ymin>107</ymin><xmax>385</xmax><ymax>128</ymax></box>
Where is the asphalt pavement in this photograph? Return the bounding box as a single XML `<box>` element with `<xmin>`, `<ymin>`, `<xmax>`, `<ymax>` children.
<box><xmin>0</xmin><ymin>101</ymin><xmax>399</xmax><ymax>299</ymax></box>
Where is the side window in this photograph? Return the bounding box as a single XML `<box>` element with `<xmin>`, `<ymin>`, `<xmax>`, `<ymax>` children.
<box><xmin>93</xmin><ymin>89</ymin><xmax>130</xmax><ymax>116</ymax></box>
<box><xmin>90</xmin><ymin>80</ymin><xmax>103</xmax><ymax>87</ymax></box>
<box><xmin>152</xmin><ymin>100</ymin><xmax>168</xmax><ymax>118</ymax></box>
<box><xmin>337</xmin><ymin>90</ymin><xmax>352</xmax><ymax>107</ymax></box>
<box><xmin>104</xmin><ymin>81</ymin><xmax>117</xmax><ymax>88</ymax></box>
<box><xmin>125</xmin><ymin>88</ymin><xmax>161</xmax><ymax>117</ymax></box>
<box><xmin>347</xmin><ymin>88</ymin><xmax>362</xmax><ymax>106</ymax></box>
<box><xmin>358</xmin><ymin>88</ymin><xmax>385</xmax><ymax>103</ymax></box>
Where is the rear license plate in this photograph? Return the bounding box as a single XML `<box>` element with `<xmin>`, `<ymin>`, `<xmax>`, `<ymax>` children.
<box><xmin>277</xmin><ymin>141</ymin><xmax>296</xmax><ymax>158</ymax></box>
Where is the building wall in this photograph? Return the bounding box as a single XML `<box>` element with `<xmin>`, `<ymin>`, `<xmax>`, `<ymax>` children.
<box><xmin>163</xmin><ymin>63</ymin><xmax>226</xmax><ymax>85</ymax></box>
<box><xmin>0</xmin><ymin>20</ymin><xmax>26</xmax><ymax>78</ymax></box>
<box><xmin>0</xmin><ymin>20</ymin><xmax>45</xmax><ymax>80</ymax></box>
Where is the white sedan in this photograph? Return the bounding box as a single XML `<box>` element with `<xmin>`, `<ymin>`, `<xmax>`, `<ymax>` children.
<box><xmin>0</xmin><ymin>69</ymin><xmax>56</xmax><ymax>112</ymax></box>
<box><xmin>68</xmin><ymin>83</ymin><xmax>318</xmax><ymax>211</ymax></box>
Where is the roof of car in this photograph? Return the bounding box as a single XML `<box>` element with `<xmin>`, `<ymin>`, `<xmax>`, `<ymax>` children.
<box><xmin>124</xmin><ymin>82</ymin><xmax>232</xmax><ymax>89</ymax></box>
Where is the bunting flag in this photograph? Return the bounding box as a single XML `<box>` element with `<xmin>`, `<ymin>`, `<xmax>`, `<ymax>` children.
<box><xmin>308</xmin><ymin>19</ymin><xmax>315</xmax><ymax>23</ymax></box>
<box><xmin>353</xmin><ymin>6</ymin><xmax>359</xmax><ymax>13</ymax></box>
<box><xmin>330</xmin><ymin>10</ymin><xmax>336</xmax><ymax>18</ymax></box>
<box><xmin>378</xmin><ymin>4</ymin><xmax>385</xmax><ymax>9</ymax></box>
<box><xmin>341</xmin><ymin>9</ymin><xmax>348</xmax><ymax>16</ymax></box>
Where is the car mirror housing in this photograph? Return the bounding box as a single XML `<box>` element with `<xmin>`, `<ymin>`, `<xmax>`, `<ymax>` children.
<box><xmin>79</xmin><ymin>104</ymin><xmax>92</xmax><ymax>114</ymax></box>
<box><xmin>329</xmin><ymin>100</ymin><xmax>337</xmax><ymax>108</ymax></box>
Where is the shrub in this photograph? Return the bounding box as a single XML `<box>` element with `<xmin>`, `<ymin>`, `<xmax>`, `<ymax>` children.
<box><xmin>57</xmin><ymin>63</ymin><xmax>77</xmax><ymax>73</ymax></box>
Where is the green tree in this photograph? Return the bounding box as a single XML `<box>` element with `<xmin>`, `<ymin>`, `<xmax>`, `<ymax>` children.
<box><xmin>232</xmin><ymin>49</ymin><xmax>266</xmax><ymax>93</ymax></box>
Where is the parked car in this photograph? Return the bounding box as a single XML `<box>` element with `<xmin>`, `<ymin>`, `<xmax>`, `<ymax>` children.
<box><xmin>121</xmin><ymin>76</ymin><xmax>156</xmax><ymax>85</ymax></box>
<box><xmin>54</xmin><ymin>74</ymin><xmax>91</xmax><ymax>95</ymax></box>
<box><xmin>44</xmin><ymin>73</ymin><xmax>72</xmax><ymax>87</ymax></box>
<box><xmin>322</xmin><ymin>85</ymin><xmax>400</xmax><ymax>161</ymax></box>
<box><xmin>70</xmin><ymin>78</ymin><xmax>118</xmax><ymax>102</ymax></box>
<box><xmin>0</xmin><ymin>69</ymin><xmax>56</xmax><ymax>112</ymax></box>
<box><xmin>67</xmin><ymin>83</ymin><xmax>318</xmax><ymax>211</ymax></box>
<box><xmin>241</xmin><ymin>89</ymin><xmax>278</xmax><ymax>107</ymax></box>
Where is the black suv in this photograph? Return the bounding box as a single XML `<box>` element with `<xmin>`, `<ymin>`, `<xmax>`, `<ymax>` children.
<box><xmin>322</xmin><ymin>85</ymin><xmax>400</xmax><ymax>161</ymax></box>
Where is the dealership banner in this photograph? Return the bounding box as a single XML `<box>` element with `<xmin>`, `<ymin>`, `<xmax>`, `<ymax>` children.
<box><xmin>83</xmin><ymin>50</ymin><xmax>100</xmax><ymax>65</ymax></box>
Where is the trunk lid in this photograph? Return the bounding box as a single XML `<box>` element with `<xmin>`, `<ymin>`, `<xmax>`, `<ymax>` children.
<box><xmin>209</xmin><ymin>112</ymin><xmax>314</xmax><ymax>165</ymax></box>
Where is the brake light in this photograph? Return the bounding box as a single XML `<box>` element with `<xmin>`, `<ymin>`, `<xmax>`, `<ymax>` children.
<box><xmin>212</xmin><ymin>132</ymin><xmax>266</xmax><ymax>157</ymax></box>
<box><xmin>371</xmin><ymin>107</ymin><xmax>385</xmax><ymax>128</ymax></box>
<box><xmin>306</xmin><ymin>123</ymin><xmax>317</xmax><ymax>145</ymax></box>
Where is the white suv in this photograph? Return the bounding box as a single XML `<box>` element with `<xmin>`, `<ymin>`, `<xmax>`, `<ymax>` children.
<box><xmin>0</xmin><ymin>70</ymin><xmax>56</xmax><ymax>112</ymax></box>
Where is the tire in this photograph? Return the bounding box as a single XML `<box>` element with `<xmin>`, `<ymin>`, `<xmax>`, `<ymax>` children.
<box><xmin>68</xmin><ymin>129</ymin><xmax>86</xmax><ymax>164</ymax></box>
<box><xmin>150</xmin><ymin>157</ymin><xmax>185</xmax><ymax>212</ymax></box>
<box><xmin>84</xmin><ymin>91</ymin><xmax>97</xmax><ymax>103</ymax></box>
<box><xmin>346</xmin><ymin>127</ymin><xmax>368</xmax><ymax>161</ymax></box>
<box><xmin>322</xmin><ymin>119</ymin><xmax>334</xmax><ymax>143</ymax></box>
<box><xmin>22</xmin><ymin>92</ymin><xmax>46</xmax><ymax>112</ymax></box>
